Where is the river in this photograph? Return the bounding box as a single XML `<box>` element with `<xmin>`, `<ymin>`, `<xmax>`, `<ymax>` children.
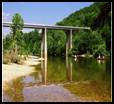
<box><xmin>3</xmin><ymin>56</ymin><xmax>111</xmax><ymax>102</ymax></box>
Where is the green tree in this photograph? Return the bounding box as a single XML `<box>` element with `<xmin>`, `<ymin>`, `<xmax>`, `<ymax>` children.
<box><xmin>22</xmin><ymin>29</ymin><xmax>41</xmax><ymax>56</ymax></box>
<box><xmin>10</xmin><ymin>13</ymin><xmax>24</xmax><ymax>55</ymax></box>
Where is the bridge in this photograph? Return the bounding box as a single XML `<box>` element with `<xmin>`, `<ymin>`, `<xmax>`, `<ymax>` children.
<box><xmin>3</xmin><ymin>22</ymin><xmax>91</xmax><ymax>60</ymax></box>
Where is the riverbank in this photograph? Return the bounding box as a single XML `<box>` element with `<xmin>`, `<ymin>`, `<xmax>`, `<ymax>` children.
<box><xmin>2</xmin><ymin>55</ymin><xmax>41</xmax><ymax>85</ymax></box>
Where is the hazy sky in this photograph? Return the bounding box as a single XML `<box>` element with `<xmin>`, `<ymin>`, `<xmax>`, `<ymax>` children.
<box><xmin>2</xmin><ymin>2</ymin><xmax>93</xmax><ymax>37</ymax></box>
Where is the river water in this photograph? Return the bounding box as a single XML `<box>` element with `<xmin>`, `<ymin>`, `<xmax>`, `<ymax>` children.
<box><xmin>3</xmin><ymin>56</ymin><xmax>111</xmax><ymax>102</ymax></box>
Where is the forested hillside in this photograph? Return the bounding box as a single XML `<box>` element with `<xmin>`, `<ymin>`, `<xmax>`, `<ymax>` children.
<box><xmin>3</xmin><ymin>2</ymin><xmax>111</xmax><ymax>63</ymax></box>
<box><xmin>56</xmin><ymin>2</ymin><xmax>111</xmax><ymax>56</ymax></box>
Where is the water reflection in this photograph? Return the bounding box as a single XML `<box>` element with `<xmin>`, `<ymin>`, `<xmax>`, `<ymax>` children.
<box><xmin>40</xmin><ymin>57</ymin><xmax>110</xmax><ymax>84</ymax></box>
<box><xmin>97</xmin><ymin>59</ymin><xmax>105</xmax><ymax>64</ymax></box>
<box><xmin>66</xmin><ymin>57</ymin><xmax>72</xmax><ymax>82</ymax></box>
<box><xmin>41</xmin><ymin>56</ymin><xmax>73</xmax><ymax>84</ymax></box>
<box><xmin>41</xmin><ymin>59</ymin><xmax>47</xmax><ymax>85</ymax></box>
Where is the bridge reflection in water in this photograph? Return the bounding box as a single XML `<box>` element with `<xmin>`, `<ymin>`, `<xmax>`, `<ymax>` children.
<box><xmin>41</xmin><ymin>56</ymin><xmax>73</xmax><ymax>85</ymax></box>
<box><xmin>41</xmin><ymin>58</ymin><xmax>47</xmax><ymax>85</ymax></box>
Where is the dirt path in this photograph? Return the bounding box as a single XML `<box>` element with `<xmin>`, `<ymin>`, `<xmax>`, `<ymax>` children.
<box><xmin>23</xmin><ymin>85</ymin><xmax>81</xmax><ymax>102</ymax></box>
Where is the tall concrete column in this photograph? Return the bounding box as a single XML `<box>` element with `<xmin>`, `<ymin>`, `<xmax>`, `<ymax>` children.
<box><xmin>44</xmin><ymin>28</ymin><xmax>47</xmax><ymax>61</ymax></box>
<box><xmin>44</xmin><ymin>28</ymin><xmax>47</xmax><ymax>84</ymax></box>
<box><xmin>66</xmin><ymin>29</ymin><xmax>73</xmax><ymax>57</ymax></box>
<box><xmin>41</xmin><ymin>28</ymin><xmax>47</xmax><ymax>85</ymax></box>
<box><xmin>41</xmin><ymin>29</ymin><xmax>44</xmax><ymax>58</ymax></box>
<box><xmin>66</xmin><ymin>31</ymin><xmax>69</xmax><ymax>58</ymax></box>
<box><xmin>66</xmin><ymin>34</ymin><xmax>69</xmax><ymax>58</ymax></box>
<box><xmin>41</xmin><ymin>28</ymin><xmax>47</xmax><ymax>60</ymax></box>
<box><xmin>69</xmin><ymin>29</ymin><xmax>72</xmax><ymax>49</ymax></box>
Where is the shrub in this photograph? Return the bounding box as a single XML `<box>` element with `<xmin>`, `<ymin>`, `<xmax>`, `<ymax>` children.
<box><xmin>3</xmin><ymin>50</ymin><xmax>23</xmax><ymax>64</ymax></box>
<box><xmin>93</xmin><ymin>42</ymin><xmax>107</xmax><ymax>58</ymax></box>
<box><xmin>3</xmin><ymin>52</ymin><xmax>11</xmax><ymax>64</ymax></box>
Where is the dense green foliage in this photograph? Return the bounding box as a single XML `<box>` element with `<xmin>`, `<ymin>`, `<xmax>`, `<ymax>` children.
<box><xmin>21</xmin><ymin>29</ymin><xmax>41</xmax><ymax>55</ymax></box>
<box><xmin>57</xmin><ymin>2</ymin><xmax>111</xmax><ymax>56</ymax></box>
<box><xmin>3</xmin><ymin>2</ymin><xmax>111</xmax><ymax>58</ymax></box>
<box><xmin>47</xmin><ymin>30</ymin><xmax>66</xmax><ymax>56</ymax></box>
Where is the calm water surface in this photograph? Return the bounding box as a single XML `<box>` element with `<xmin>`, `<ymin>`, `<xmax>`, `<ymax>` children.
<box><xmin>3</xmin><ymin>56</ymin><xmax>111</xmax><ymax>102</ymax></box>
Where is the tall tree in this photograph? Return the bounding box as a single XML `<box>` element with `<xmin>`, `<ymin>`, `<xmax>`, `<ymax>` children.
<box><xmin>10</xmin><ymin>13</ymin><xmax>24</xmax><ymax>55</ymax></box>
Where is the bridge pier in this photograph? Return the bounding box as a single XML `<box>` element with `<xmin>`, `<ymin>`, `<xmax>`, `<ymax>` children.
<box><xmin>66</xmin><ymin>29</ymin><xmax>73</xmax><ymax>57</ymax></box>
<box><xmin>41</xmin><ymin>28</ymin><xmax>47</xmax><ymax>85</ymax></box>
<box><xmin>44</xmin><ymin>28</ymin><xmax>47</xmax><ymax>61</ymax></box>
<box><xmin>69</xmin><ymin>29</ymin><xmax>72</xmax><ymax>49</ymax></box>
<box><xmin>41</xmin><ymin>29</ymin><xmax>44</xmax><ymax>58</ymax></box>
<box><xmin>41</xmin><ymin>28</ymin><xmax>47</xmax><ymax>61</ymax></box>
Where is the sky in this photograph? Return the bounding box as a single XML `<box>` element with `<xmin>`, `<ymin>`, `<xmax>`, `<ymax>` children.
<box><xmin>2</xmin><ymin>2</ymin><xmax>94</xmax><ymax>37</ymax></box>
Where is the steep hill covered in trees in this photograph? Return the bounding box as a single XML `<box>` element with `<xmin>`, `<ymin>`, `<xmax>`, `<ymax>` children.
<box><xmin>56</xmin><ymin>2</ymin><xmax>111</xmax><ymax>56</ymax></box>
